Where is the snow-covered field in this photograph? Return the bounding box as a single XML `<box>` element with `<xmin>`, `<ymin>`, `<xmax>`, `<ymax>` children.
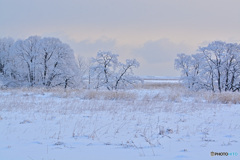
<box><xmin>0</xmin><ymin>81</ymin><xmax>240</xmax><ymax>160</ymax></box>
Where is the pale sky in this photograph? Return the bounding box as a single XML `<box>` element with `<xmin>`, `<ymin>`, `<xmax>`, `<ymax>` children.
<box><xmin>1</xmin><ymin>0</ymin><xmax>240</xmax><ymax>76</ymax></box>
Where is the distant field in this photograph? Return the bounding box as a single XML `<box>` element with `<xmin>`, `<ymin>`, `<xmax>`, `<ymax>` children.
<box><xmin>141</xmin><ymin>76</ymin><xmax>180</xmax><ymax>83</ymax></box>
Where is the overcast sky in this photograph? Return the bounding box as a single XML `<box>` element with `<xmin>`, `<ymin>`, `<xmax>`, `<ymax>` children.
<box><xmin>1</xmin><ymin>0</ymin><xmax>240</xmax><ymax>76</ymax></box>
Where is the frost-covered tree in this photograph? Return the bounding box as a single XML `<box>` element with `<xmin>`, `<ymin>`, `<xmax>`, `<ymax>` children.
<box><xmin>200</xmin><ymin>41</ymin><xmax>227</xmax><ymax>92</ymax></box>
<box><xmin>90</xmin><ymin>51</ymin><xmax>141</xmax><ymax>90</ymax></box>
<box><xmin>175</xmin><ymin>41</ymin><xmax>240</xmax><ymax>92</ymax></box>
<box><xmin>113</xmin><ymin>59</ymin><xmax>140</xmax><ymax>90</ymax></box>
<box><xmin>0</xmin><ymin>38</ymin><xmax>15</xmax><ymax>76</ymax></box>
<box><xmin>175</xmin><ymin>54</ymin><xmax>192</xmax><ymax>88</ymax></box>
<box><xmin>0</xmin><ymin>36</ymin><xmax>141</xmax><ymax>89</ymax></box>
<box><xmin>38</xmin><ymin>37</ymin><xmax>78</xmax><ymax>88</ymax></box>
<box><xmin>91</xmin><ymin>51</ymin><xmax>119</xmax><ymax>89</ymax></box>
<box><xmin>0</xmin><ymin>36</ymin><xmax>80</xmax><ymax>88</ymax></box>
<box><xmin>75</xmin><ymin>55</ymin><xmax>91</xmax><ymax>88</ymax></box>
<box><xmin>13</xmin><ymin>36</ymin><xmax>42</xmax><ymax>86</ymax></box>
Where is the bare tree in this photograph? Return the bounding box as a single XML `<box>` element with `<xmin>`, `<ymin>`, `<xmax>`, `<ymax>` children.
<box><xmin>175</xmin><ymin>41</ymin><xmax>240</xmax><ymax>92</ymax></box>
<box><xmin>90</xmin><ymin>51</ymin><xmax>141</xmax><ymax>90</ymax></box>
<box><xmin>114</xmin><ymin>59</ymin><xmax>140</xmax><ymax>90</ymax></box>
<box><xmin>8</xmin><ymin>36</ymin><xmax>79</xmax><ymax>88</ymax></box>
<box><xmin>14</xmin><ymin>36</ymin><xmax>41</xmax><ymax>86</ymax></box>
<box><xmin>39</xmin><ymin>37</ymin><xmax>78</xmax><ymax>88</ymax></box>
<box><xmin>0</xmin><ymin>38</ymin><xmax>15</xmax><ymax>76</ymax></box>
<box><xmin>91</xmin><ymin>51</ymin><xmax>119</xmax><ymax>90</ymax></box>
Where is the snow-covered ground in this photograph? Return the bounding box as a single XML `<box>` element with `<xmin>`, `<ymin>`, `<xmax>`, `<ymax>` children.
<box><xmin>0</xmin><ymin>82</ymin><xmax>240</xmax><ymax>160</ymax></box>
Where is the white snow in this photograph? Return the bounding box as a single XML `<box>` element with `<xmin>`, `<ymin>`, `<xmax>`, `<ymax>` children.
<box><xmin>0</xmin><ymin>83</ymin><xmax>240</xmax><ymax>160</ymax></box>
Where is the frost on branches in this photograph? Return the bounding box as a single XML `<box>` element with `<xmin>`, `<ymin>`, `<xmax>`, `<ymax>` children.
<box><xmin>90</xmin><ymin>51</ymin><xmax>142</xmax><ymax>90</ymax></box>
<box><xmin>175</xmin><ymin>41</ymin><xmax>240</xmax><ymax>92</ymax></box>
<box><xmin>0</xmin><ymin>37</ymin><xmax>141</xmax><ymax>90</ymax></box>
<box><xmin>0</xmin><ymin>38</ymin><xmax>15</xmax><ymax>78</ymax></box>
<box><xmin>0</xmin><ymin>36</ymin><xmax>78</xmax><ymax>88</ymax></box>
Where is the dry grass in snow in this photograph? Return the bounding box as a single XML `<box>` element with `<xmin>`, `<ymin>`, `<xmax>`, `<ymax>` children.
<box><xmin>0</xmin><ymin>82</ymin><xmax>240</xmax><ymax>160</ymax></box>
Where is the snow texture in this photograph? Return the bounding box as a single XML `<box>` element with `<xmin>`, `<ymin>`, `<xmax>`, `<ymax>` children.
<box><xmin>0</xmin><ymin>81</ymin><xmax>239</xmax><ymax>160</ymax></box>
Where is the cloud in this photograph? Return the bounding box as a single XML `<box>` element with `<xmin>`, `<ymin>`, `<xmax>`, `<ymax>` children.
<box><xmin>129</xmin><ymin>39</ymin><xmax>195</xmax><ymax>76</ymax></box>
<box><xmin>68</xmin><ymin>38</ymin><xmax>118</xmax><ymax>57</ymax></box>
<box><xmin>133</xmin><ymin>39</ymin><xmax>191</xmax><ymax>63</ymax></box>
<box><xmin>65</xmin><ymin>38</ymin><xmax>193</xmax><ymax>76</ymax></box>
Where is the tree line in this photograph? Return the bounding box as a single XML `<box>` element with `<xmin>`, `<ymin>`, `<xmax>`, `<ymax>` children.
<box><xmin>0</xmin><ymin>36</ymin><xmax>141</xmax><ymax>89</ymax></box>
<box><xmin>175</xmin><ymin>41</ymin><xmax>240</xmax><ymax>92</ymax></box>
